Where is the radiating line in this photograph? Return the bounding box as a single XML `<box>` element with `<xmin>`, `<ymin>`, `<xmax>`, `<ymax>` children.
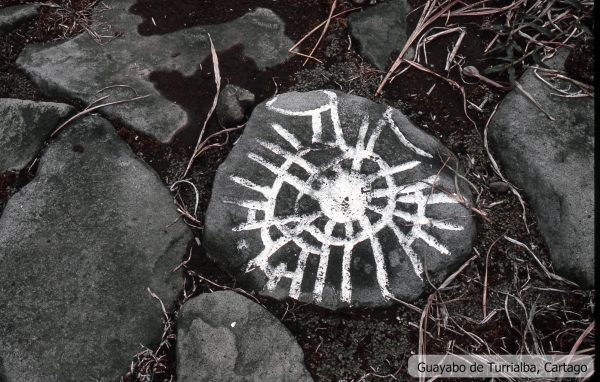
<box><xmin>415</xmin><ymin>230</ymin><xmax>451</xmax><ymax>256</ymax></box>
<box><xmin>324</xmin><ymin>90</ymin><xmax>347</xmax><ymax>149</ymax></box>
<box><xmin>345</xmin><ymin>222</ymin><xmax>354</xmax><ymax>238</ymax></box>
<box><xmin>426</xmin><ymin>193</ymin><xmax>459</xmax><ymax>204</ymax></box>
<box><xmin>224</xmin><ymin>199</ymin><xmax>266</xmax><ymax>210</ymax></box>
<box><xmin>341</xmin><ymin>244</ymin><xmax>353</xmax><ymax>302</ymax></box>
<box><xmin>365</xmin><ymin>119</ymin><xmax>385</xmax><ymax>154</ymax></box>
<box><xmin>366</xmin><ymin>204</ymin><xmax>386</xmax><ymax>215</ymax></box>
<box><xmin>230</xmin><ymin>176</ymin><xmax>271</xmax><ymax>196</ymax></box>
<box><xmin>430</xmin><ymin>220</ymin><xmax>464</xmax><ymax>231</ymax></box>
<box><xmin>389</xmin><ymin>222</ymin><xmax>423</xmax><ymax>279</ymax></box>
<box><xmin>272</xmin><ymin>123</ymin><xmax>301</xmax><ymax>150</ymax></box>
<box><xmin>233</xmin><ymin>212</ymin><xmax>322</xmax><ymax>231</ymax></box>
<box><xmin>257</xmin><ymin>139</ymin><xmax>318</xmax><ymax>174</ymax></box>
<box><xmin>265</xmin><ymin>263</ymin><xmax>287</xmax><ymax>290</ymax></box>
<box><xmin>289</xmin><ymin>250</ymin><xmax>310</xmax><ymax>299</ymax></box>
<box><xmin>384</xmin><ymin>107</ymin><xmax>433</xmax><ymax>158</ymax></box>
<box><xmin>248</xmin><ymin>153</ymin><xmax>317</xmax><ymax>196</ymax></box>
<box><xmin>395</xmin><ymin>194</ymin><xmax>421</xmax><ymax>204</ymax></box>
<box><xmin>367</xmin><ymin>160</ymin><xmax>421</xmax><ymax>181</ymax></box>
<box><xmin>352</xmin><ymin>115</ymin><xmax>370</xmax><ymax>170</ymax></box>
<box><xmin>360</xmin><ymin>218</ymin><xmax>393</xmax><ymax>299</ymax></box>
<box><xmin>246</xmin><ymin>237</ymin><xmax>291</xmax><ymax>271</ymax></box>
<box><xmin>396</xmin><ymin>176</ymin><xmax>439</xmax><ymax>194</ymax></box>
<box><xmin>313</xmin><ymin>222</ymin><xmax>335</xmax><ymax>302</ymax></box>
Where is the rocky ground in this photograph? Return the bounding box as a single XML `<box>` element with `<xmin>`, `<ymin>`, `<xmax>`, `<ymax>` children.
<box><xmin>0</xmin><ymin>0</ymin><xmax>595</xmax><ymax>381</ymax></box>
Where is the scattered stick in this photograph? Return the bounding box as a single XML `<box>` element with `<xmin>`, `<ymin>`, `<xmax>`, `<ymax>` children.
<box><xmin>504</xmin><ymin>236</ymin><xmax>579</xmax><ymax>286</ymax></box>
<box><xmin>404</xmin><ymin>59</ymin><xmax>478</xmax><ymax>132</ymax></box>
<box><xmin>187</xmin><ymin>270</ymin><xmax>261</xmax><ymax>304</ymax></box>
<box><xmin>51</xmin><ymin>93</ymin><xmax>150</xmax><ymax>137</ymax></box>
<box><xmin>569</xmin><ymin>322</ymin><xmax>595</xmax><ymax>356</ymax></box>
<box><xmin>303</xmin><ymin>0</ymin><xmax>337</xmax><ymax>66</ymax></box>
<box><xmin>438</xmin><ymin>254</ymin><xmax>478</xmax><ymax>290</ymax></box>
<box><xmin>483</xmin><ymin>234</ymin><xmax>505</xmax><ymax>317</ymax></box>
<box><xmin>462</xmin><ymin>65</ymin><xmax>509</xmax><ymax>89</ymax></box>
<box><xmin>187</xmin><ymin>125</ymin><xmax>244</xmax><ymax>160</ymax></box>
<box><xmin>445</xmin><ymin>29</ymin><xmax>466</xmax><ymax>71</ymax></box>
<box><xmin>377</xmin><ymin>0</ymin><xmax>460</xmax><ymax>95</ymax></box>
<box><xmin>483</xmin><ymin>105</ymin><xmax>529</xmax><ymax>232</ymax></box>
<box><xmin>289</xmin><ymin>6</ymin><xmax>361</xmax><ymax>60</ymax></box>
<box><xmin>169</xmin><ymin>179</ymin><xmax>202</xmax><ymax>227</ymax></box>
<box><xmin>389</xmin><ymin>296</ymin><xmax>424</xmax><ymax>314</ymax></box>
<box><xmin>418</xmin><ymin>294</ymin><xmax>436</xmax><ymax>382</ymax></box>
<box><xmin>147</xmin><ymin>287</ymin><xmax>169</xmax><ymax>323</ymax></box>
<box><xmin>513</xmin><ymin>80</ymin><xmax>555</xmax><ymax>121</ymax></box>
<box><xmin>184</xmin><ymin>34</ymin><xmax>221</xmax><ymax>177</ymax></box>
<box><xmin>169</xmin><ymin>180</ymin><xmax>200</xmax><ymax>217</ymax></box>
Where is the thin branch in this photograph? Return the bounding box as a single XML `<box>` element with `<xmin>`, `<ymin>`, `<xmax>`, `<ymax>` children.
<box><xmin>303</xmin><ymin>0</ymin><xmax>337</xmax><ymax>66</ymax></box>
<box><xmin>51</xmin><ymin>94</ymin><xmax>150</xmax><ymax>137</ymax></box>
<box><xmin>184</xmin><ymin>34</ymin><xmax>221</xmax><ymax>177</ymax></box>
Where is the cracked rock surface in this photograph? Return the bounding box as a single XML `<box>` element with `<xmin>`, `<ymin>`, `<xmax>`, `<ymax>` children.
<box><xmin>0</xmin><ymin>98</ymin><xmax>73</xmax><ymax>172</ymax></box>
<box><xmin>177</xmin><ymin>291</ymin><xmax>313</xmax><ymax>382</ymax></box>
<box><xmin>0</xmin><ymin>115</ymin><xmax>191</xmax><ymax>382</ymax></box>
<box><xmin>16</xmin><ymin>0</ymin><xmax>293</xmax><ymax>143</ymax></box>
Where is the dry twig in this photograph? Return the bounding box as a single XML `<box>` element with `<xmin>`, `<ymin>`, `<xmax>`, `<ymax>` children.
<box><xmin>184</xmin><ymin>34</ymin><xmax>221</xmax><ymax>177</ymax></box>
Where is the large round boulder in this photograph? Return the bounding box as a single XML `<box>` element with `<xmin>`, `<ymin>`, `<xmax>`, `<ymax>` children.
<box><xmin>204</xmin><ymin>90</ymin><xmax>476</xmax><ymax>309</ymax></box>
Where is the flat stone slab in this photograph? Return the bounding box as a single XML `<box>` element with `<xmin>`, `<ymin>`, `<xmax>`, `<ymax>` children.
<box><xmin>0</xmin><ymin>116</ymin><xmax>191</xmax><ymax>381</ymax></box>
<box><xmin>349</xmin><ymin>0</ymin><xmax>412</xmax><ymax>70</ymax></box>
<box><xmin>0</xmin><ymin>4</ymin><xmax>40</xmax><ymax>33</ymax></box>
<box><xmin>17</xmin><ymin>0</ymin><xmax>293</xmax><ymax>143</ymax></box>
<box><xmin>204</xmin><ymin>90</ymin><xmax>476</xmax><ymax>309</ymax></box>
<box><xmin>177</xmin><ymin>291</ymin><xmax>313</xmax><ymax>382</ymax></box>
<box><xmin>489</xmin><ymin>52</ymin><xmax>594</xmax><ymax>288</ymax></box>
<box><xmin>0</xmin><ymin>98</ymin><xmax>73</xmax><ymax>172</ymax></box>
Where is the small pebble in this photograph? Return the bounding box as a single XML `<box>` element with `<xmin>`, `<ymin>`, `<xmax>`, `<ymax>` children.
<box><xmin>489</xmin><ymin>181</ymin><xmax>510</xmax><ymax>193</ymax></box>
<box><xmin>216</xmin><ymin>84</ymin><xmax>256</xmax><ymax>127</ymax></box>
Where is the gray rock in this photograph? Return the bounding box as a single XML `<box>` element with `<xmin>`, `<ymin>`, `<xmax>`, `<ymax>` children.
<box><xmin>349</xmin><ymin>0</ymin><xmax>412</xmax><ymax>70</ymax></box>
<box><xmin>177</xmin><ymin>291</ymin><xmax>313</xmax><ymax>382</ymax></box>
<box><xmin>17</xmin><ymin>0</ymin><xmax>293</xmax><ymax>143</ymax></box>
<box><xmin>0</xmin><ymin>4</ymin><xmax>40</xmax><ymax>33</ymax></box>
<box><xmin>204</xmin><ymin>90</ymin><xmax>476</xmax><ymax>310</ymax></box>
<box><xmin>0</xmin><ymin>98</ymin><xmax>73</xmax><ymax>172</ymax></box>
<box><xmin>488</xmin><ymin>52</ymin><xmax>594</xmax><ymax>288</ymax></box>
<box><xmin>0</xmin><ymin>116</ymin><xmax>192</xmax><ymax>381</ymax></box>
<box><xmin>216</xmin><ymin>85</ymin><xmax>256</xmax><ymax>127</ymax></box>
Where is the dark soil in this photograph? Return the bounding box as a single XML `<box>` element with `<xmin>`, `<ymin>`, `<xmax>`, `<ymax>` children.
<box><xmin>0</xmin><ymin>0</ymin><xmax>595</xmax><ymax>381</ymax></box>
<box><xmin>130</xmin><ymin>0</ymin><xmax>331</xmax><ymax>40</ymax></box>
<box><xmin>565</xmin><ymin>37</ymin><xmax>595</xmax><ymax>85</ymax></box>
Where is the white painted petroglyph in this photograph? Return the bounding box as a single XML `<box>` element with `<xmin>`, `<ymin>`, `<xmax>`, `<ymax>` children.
<box><xmin>228</xmin><ymin>91</ymin><xmax>464</xmax><ymax>304</ymax></box>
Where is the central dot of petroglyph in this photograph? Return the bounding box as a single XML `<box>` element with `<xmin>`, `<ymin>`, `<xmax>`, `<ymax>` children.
<box><xmin>316</xmin><ymin>171</ymin><xmax>369</xmax><ymax>224</ymax></box>
<box><xmin>228</xmin><ymin>90</ymin><xmax>466</xmax><ymax>304</ymax></box>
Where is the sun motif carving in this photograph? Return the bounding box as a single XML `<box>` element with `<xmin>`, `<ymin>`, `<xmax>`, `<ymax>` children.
<box><xmin>227</xmin><ymin>91</ymin><xmax>463</xmax><ymax>303</ymax></box>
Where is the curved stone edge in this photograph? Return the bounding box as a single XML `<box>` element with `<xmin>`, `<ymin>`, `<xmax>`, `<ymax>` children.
<box><xmin>0</xmin><ymin>115</ymin><xmax>192</xmax><ymax>381</ymax></box>
<box><xmin>15</xmin><ymin>0</ymin><xmax>293</xmax><ymax>143</ymax></box>
<box><xmin>0</xmin><ymin>98</ymin><xmax>74</xmax><ymax>172</ymax></box>
<box><xmin>177</xmin><ymin>291</ymin><xmax>313</xmax><ymax>382</ymax></box>
<box><xmin>488</xmin><ymin>51</ymin><xmax>594</xmax><ymax>288</ymax></box>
